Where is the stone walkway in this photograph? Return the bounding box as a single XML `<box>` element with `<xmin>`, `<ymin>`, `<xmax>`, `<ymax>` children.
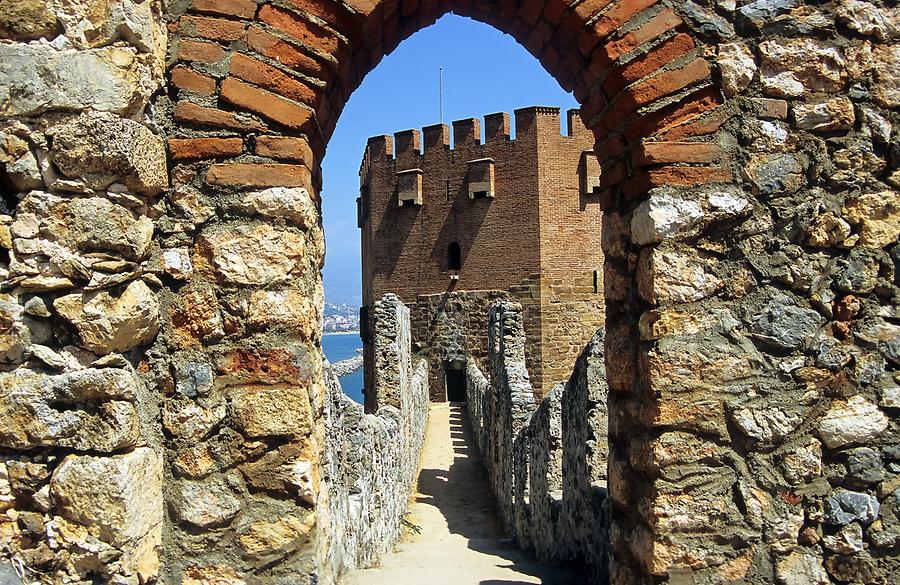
<box><xmin>340</xmin><ymin>402</ymin><xmax>577</xmax><ymax>585</ymax></box>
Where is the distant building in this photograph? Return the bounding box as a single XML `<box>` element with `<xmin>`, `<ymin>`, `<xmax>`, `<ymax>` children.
<box><xmin>358</xmin><ymin>107</ymin><xmax>605</xmax><ymax>410</ymax></box>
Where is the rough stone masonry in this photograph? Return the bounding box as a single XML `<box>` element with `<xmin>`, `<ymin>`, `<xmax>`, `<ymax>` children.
<box><xmin>0</xmin><ymin>1</ymin><xmax>898</xmax><ymax>585</ymax></box>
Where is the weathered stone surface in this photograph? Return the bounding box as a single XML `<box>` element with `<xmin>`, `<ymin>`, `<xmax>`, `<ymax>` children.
<box><xmin>54</xmin><ymin>280</ymin><xmax>160</xmax><ymax>354</ymax></box>
<box><xmin>759</xmin><ymin>38</ymin><xmax>846</xmax><ymax>97</ymax></box>
<box><xmin>182</xmin><ymin>565</ymin><xmax>247</xmax><ymax>585</ymax></box>
<box><xmin>806</xmin><ymin>212</ymin><xmax>851</xmax><ymax>248</ymax></box>
<box><xmin>70</xmin><ymin>196</ymin><xmax>154</xmax><ymax>259</ymax></box>
<box><xmin>240</xmin><ymin>443</ymin><xmax>316</xmax><ymax>503</ymax></box>
<box><xmin>0</xmin><ymin>44</ymin><xmax>157</xmax><ymax>117</ymax></box>
<box><xmin>743</xmin><ymin>153</ymin><xmax>805</xmax><ymax>197</ymax></box>
<box><xmin>7</xmin><ymin>150</ymin><xmax>43</xmax><ymax>191</ymax></box>
<box><xmin>0</xmin><ymin>0</ymin><xmax>61</xmax><ymax>40</ymax></box>
<box><xmin>871</xmin><ymin>44</ymin><xmax>900</xmax><ymax>107</ymax></box>
<box><xmin>247</xmin><ymin>289</ymin><xmax>318</xmax><ymax>338</ymax></box>
<box><xmin>172</xmin><ymin>476</ymin><xmax>241</xmax><ymax>528</ymax></box>
<box><xmin>195</xmin><ymin>224</ymin><xmax>306</xmax><ymax>286</ymax></box>
<box><xmin>736</xmin><ymin>0</ymin><xmax>799</xmax><ymax>32</ymax></box>
<box><xmin>238</xmin><ymin>187</ymin><xmax>317</xmax><ymax>229</ymax></box>
<box><xmin>170</xmin><ymin>288</ymin><xmax>224</xmax><ymax>348</ymax></box>
<box><xmin>824</xmin><ymin>489</ymin><xmax>880</xmax><ymax>525</ymax></box>
<box><xmin>846</xmin><ymin>447</ymin><xmax>884</xmax><ymax>486</ymax></box>
<box><xmin>823</xmin><ymin>522</ymin><xmax>864</xmax><ymax>554</ymax></box>
<box><xmin>238</xmin><ymin>512</ymin><xmax>315</xmax><ymax>566</ymax></box>
<box><xmin>750</xmin><ymin>295</ymin><xmax>825</xmax><ymax>351</ymax></box>
<box><xmin>174</xmin><ymin>361</ymin><xmax>214</xmax><ymax>398</ymax></box>
<box><xmin>638</xmin><ymin>249</ymin><xmax>722</xmax><ymax>305</ymax></box>
<box><xmin>824</xmin><ymin>551</ymin><xmax>878</xmax><ymax>583</ymax></box>
<box><xmin>229</xmin><ymin>385</ymin><xmax>312</xmax><ymax>437</ymax></box>
<box><xmin>730</xmin><ymin>406</ymin><xmax>800</xmax><ymax>445</ymax></box>
<box><xmin>50</xmin><ymin>447</ymin><xmax>162</xmax><ymax>547</ymax></box>
<box><xmin>819</xmin><ymin>395</ymin><xmax>888</xmax><ymax>448</ymax></box>
<box><xmin>162</xmin><ymin>247</ymin><xmax>193</xmax><ymax>279</ymax></box>
<box><xmin>631</xmin><ymin>192</ymin><xmax>704</xmax><ymax>245</ymax></box>
<box><xmin>781</xmin><ymin>438</ymin><xmax>822</xmax><ymax>485</ymax></box>
<box><xmin>837</xmin><ymin>0</ymin><xmax>900</xmax><ymax>41</ymax></box>
<box><xmin>682</xmin><ymin>0</ymin><xmax>735</xmax><ymax>37</ymax></box>
<box><xmin>793</xmin><ymin>97</ymin><xmax>854</xmax><ymax>133</ymax></box>
<box><xmin>775</xmin><ymin>549</ymin><xmax>829</xmax><ymax>585</ymax></box>
<box><xmin>0</xmin><ymin>294</ymin><xmax>31</xmax><ymax>364</ymax></box>
<box><xmin>50</xmin><ymin>112</ymin><xmax>167</xmax><ymax>195</ymax></box>
<box><xmin>842</xmin><ymin>191</ymin><xmax>900</xmax><ymax>249</ymax></box>
<box><xmin>0</xmin><ymin>368</ymin><xmax>141</xmax><ymax>451</ymax></box>
<box><xmin>162</xmin><ymin>400</ymin><xmax>226</xmax><ymax>441</ymax></box>
<box><xmin>170</xmin><ymin>186</ymin><xmax>216</xmax><ymax>224</ymax></box>
<box><xmin>717</xmin><ymin>42</ymin><xmax>756</xmax><ymax>97</ymax></box>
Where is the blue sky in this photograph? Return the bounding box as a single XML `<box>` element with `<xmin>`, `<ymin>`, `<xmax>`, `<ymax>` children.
<box><xmin>320</xmin><ymin>14</ymin><xmax>578</xmax><ymax>306</ymax></box>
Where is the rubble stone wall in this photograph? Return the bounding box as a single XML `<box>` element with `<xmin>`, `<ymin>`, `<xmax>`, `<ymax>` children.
<box><xmin>320</xmin><ymin>294</ymin><xmax>428</xmax><ymax>579</ymax></box>
<box><xmin>0</xmin><ymin>1</ymin><xmax>169</xmax><ymax>583</ymax></box>
<box><xmin>466</xmin><ymin>301</ymin><xmax>609</xmax><ymax>582</ymax></box>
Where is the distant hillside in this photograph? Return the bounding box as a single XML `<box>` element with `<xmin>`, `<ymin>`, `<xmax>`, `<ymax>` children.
<box><xmin>324</xmin><ymin>302</ymin><xmax>359</xmax><ymax>332</ymax></box>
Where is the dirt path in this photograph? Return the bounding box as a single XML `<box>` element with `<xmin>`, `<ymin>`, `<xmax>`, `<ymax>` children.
<box><xmin>340</xmin><ymin>402</ymin><xmax>577</xmax><ymax>585</ymax></box>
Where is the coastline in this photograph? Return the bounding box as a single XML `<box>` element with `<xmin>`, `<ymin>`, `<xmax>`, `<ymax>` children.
<box><xmin>322</xmin><ymin>330</ymin><xmax>360</xmax><ymax>336</ymax></box>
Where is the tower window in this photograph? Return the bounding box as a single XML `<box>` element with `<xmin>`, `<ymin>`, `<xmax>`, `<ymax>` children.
<box><xmin>448</xmin><ymin>242</ymin><xmax>461</xmax><ymax>271</ymax></box>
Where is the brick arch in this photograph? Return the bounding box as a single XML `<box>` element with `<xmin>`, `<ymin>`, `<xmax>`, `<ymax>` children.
<box><xmin>169</xmin><ymin>0</ymin><xmax>730</xmax><ymax>197</ymax></box>
<box><xmin>166</xmin><ymin>0</ymin><xmax>737</xmax><ymax>582</ymax></box>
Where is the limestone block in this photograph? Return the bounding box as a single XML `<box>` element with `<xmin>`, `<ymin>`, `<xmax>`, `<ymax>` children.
<box><xmin>637</xmin><ymin>249</ymin><xmax>722</xmax><ymax>305</ymax></box>
<box><xmin>49</xmin><ymin>112</ymin><xmax>167</xmax><ymax>196</ymax></box>
<box><xmin>238</xmin><ymin>512</ymin><xmax>315</xmax><ymax>566</ymax></box>
<box><xmin>195</xmin><ymin>224</ymin><xmax>306</xmax><ymax>286</ymax></box>
<box><xmin>842</xmin><ymin>191</ymin><xmax>900</xmax><ymax>249</ymax></box>
<box><xmin>793</xmin><ymin>97</ymin><xmax>855</xmax><ymax>133</ymax></box>
<box><xmin>162</xmin><ymin>247</ymin><xmax>193</xmax><ymax>280</ymax></box>
<box><xmin>238</xmin><ymin>187</ymin><xmax>318</xmax><ymax>229</ymax></box>
<box><xmin>780</xmin><ymin>438</ymin><xmax>822</xmax><ymax>485</ymax></box>
<box><xmin>837</xmin><ymin>0</ymin><xmax>900</xmax><ymax>41</ymax></box>
<box><xmin>729</xmin><ymin>406</ymin><xmax>801</xmax><ymax>445</ymax></box>
<box><xmin>631</xmin><ymin>191</ymin><xmax>704</xmax><ymax>245</ymax></box>
<box><xmin>171</xmin><ymin>476</ymin><xmax>241</xmax><ymax>528</ymax></box>
<box><xmin>50</xmin><ymin>447</ymin><xmax>163</xmax><ymax>547</ymax></box>
<box><xmin>182</xmin><ymin>565</ymin><xmax>247</xmax><ymax>585</ymax></box>
<box><xmin>0</xmin><ymin>294</ymin><xmax>31</xmax><ymax>364</ymax></box>
<box><xmin>229</xmin><ymin>385</ymin><xmax>312</xmax><ymax>437</ymax></box>
<box><xmin>0</xmin><ymin>0</ymin><xmax>60</xmax><ymax>40</ymax></box>
<box><xmin>818</xmin><ymin>395</ymin><xmax>888</xmax><ymax>448</ymax></box>
<box><xmin>54</xmin><ymin>279</ymin><xmax>160</xmax><ymax>354</ymax></box>
<box><xmin>775</xmin><ymin>549</ymin><xmax>829</xmax><ymax>585</ymax></box>
<box><xmin>759</xmin><ymin>38</ymin><xmax>846</xmax><ymax>97</ymax></box>
<box><xmin>162</xmin><ymin>400</ymin><xmax>226</xmax><ymax>441</ymax></box>
<box><xmin>823</xmin><ymin>522</ymin><xmax>864</xmax><ymax>554</ymax></box>
<box><xmin>170</xmin><ymin>288</ymin><xmax>224</xmax><ymax>348</ymax></box>
<box><xmin>0</xmin><ymin>44</ymin><xmax>157</xmax><ymax>117</ymax></box>
<box><xmin>717</xmin><ymin>42</ymin><xmax>756</xmax><ymax>97</ymax></box>
<box><xmin>0</xmin><ymin>368</ymin><xmax>141</xmax><ymax>451</ymax></box>
<box><xmin>248</xmin><ymin>289</ymin><xmax>318</xmax><ymax>338</ymax></box>
<box><xmin>872</xmin><ymin>44</ymin><xmax>900</xmax><ymax>107</ymax></box>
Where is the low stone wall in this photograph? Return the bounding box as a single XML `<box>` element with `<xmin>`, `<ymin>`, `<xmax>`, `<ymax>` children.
<box><xmin>467</xmin><ymin>301</ymin><xmax>609</xmax><ymax>582</ymax></box>
<box><xmin>318</xmin><ymin>294</ymin><xmax>429</xmax><ymax>581</ymax></box>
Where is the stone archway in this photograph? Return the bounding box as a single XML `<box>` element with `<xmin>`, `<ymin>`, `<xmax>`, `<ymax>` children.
<box><xmin>1</xmin><ymin>0</ymin><xmax>896</xmax><ymax>584</ymax></box>
<box><xmin>161</xmin><ymin>1</ymin><xmax>733</xmax><ymax>582</ymax></box>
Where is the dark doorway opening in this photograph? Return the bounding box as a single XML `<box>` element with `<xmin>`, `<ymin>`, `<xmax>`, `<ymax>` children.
<box><xmin>447</xmin><ymin>241</ymin><xmax>461</xmax><ymax>271</ymax></box>
<box><xmin>446</xmin><ymin>367</ymin><xmax>466</xmax><ymax>402</ymax></box>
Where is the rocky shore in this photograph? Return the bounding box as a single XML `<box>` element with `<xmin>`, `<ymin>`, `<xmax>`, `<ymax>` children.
<box><xmin>329</xmin><ymin>354</ymin><xmax>363</xmax><ymax>378</ymax></box>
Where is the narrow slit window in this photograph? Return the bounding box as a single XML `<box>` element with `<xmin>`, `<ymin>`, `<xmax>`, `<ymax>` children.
<box><xmin>448</xmin><ymin>242</ymin><xmax>461</xmax><ymax>271</ymax></box>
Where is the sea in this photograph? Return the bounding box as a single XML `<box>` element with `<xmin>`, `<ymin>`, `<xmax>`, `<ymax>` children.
<box><xmin>322</xmin><ymin>332</ymin><xmax>364</xmax><ymax>404</ymax></box>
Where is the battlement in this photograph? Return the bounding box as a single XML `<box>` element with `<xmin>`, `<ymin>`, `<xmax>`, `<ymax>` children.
<box><xmin>362</xmin><ymin>107</ymin><xmax>591</xmax><ymax>165</ymax></box>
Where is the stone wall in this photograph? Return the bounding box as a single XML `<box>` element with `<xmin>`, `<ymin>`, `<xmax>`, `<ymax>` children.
<box><xmin>410</xmin><ymin>289</ymin><xmax>509</xmax><ymax>401</ymax></box>
<box><xmin>466</xmin><ymin>300</ymin><xmax>609</xmax><ymax>582</ymax></box>
<box><xmin>319</xmin><ymin>294</ymin><xmax>428</xmax><ymax>580</ymax></box>
<box><xmin>0</xmin><ymin>1</ymin><xmax>168</xmax><ymax>583</ymax></box>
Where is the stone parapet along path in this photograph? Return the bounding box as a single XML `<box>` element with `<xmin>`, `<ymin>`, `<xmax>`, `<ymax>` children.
<box><xmin>341</xmin><ymin>402</ymin><xmax>578</xmax><ymax>585</ymax></box>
